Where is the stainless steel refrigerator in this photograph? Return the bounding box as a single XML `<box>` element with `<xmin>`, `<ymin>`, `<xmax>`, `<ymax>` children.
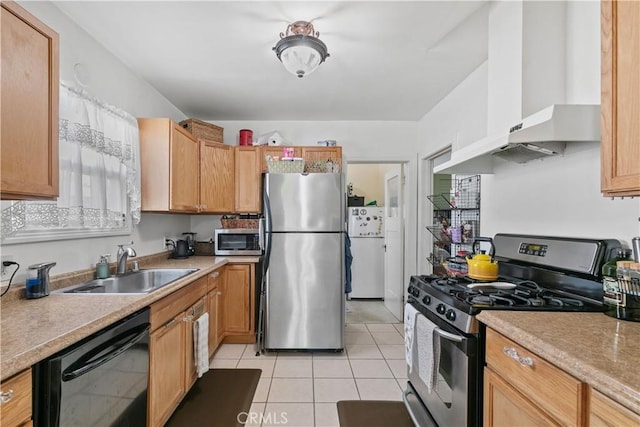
<box><xmin>262</xmin><ymin>173</ymin><xmax>345</xmax><ymax>351</ymax></box>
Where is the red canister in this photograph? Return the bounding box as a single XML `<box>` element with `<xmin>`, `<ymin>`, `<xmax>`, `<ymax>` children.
<box><xmin>239</xmin><ymin>129</ymin><xmax>253</xmax><ymax>146</ymax></box>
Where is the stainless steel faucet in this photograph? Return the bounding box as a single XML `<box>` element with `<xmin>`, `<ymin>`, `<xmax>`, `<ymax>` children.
<box><xmin>116</xmin><ymin>242</ymin><xmax>136</xmax><ymax>275</ymax></box>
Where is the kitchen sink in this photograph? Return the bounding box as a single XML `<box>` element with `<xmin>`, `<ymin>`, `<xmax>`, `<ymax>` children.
<box><xmin>54</xmin><ymin>268</ymin><xmax>199</xmax><ymax>295</ymax></box>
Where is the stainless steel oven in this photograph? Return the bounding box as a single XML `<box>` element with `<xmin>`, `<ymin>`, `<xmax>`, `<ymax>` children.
<box><xmin>214</xmin><ymin>226</ymin><xmax>263</xmax><ymax>256</ymax></box>
<box><xmin>403</xmin><ymin>234</ymin><xmax>621</xmax><ymax>427</ymax></box>
<box><xmin>403</xmin><ymin>290</ymin><xmax>481</xmax><ymax>427</ymax></box>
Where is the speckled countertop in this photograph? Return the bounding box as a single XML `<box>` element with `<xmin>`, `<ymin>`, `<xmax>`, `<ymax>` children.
<box><xmin>478</xmin><ymin>311</ymin><xmax>640</xmax><ymax>415</ymax></box>
<box><xmin>0</xmin><ymin>255</ymin><xmax>261</xmax><ymax>381</ymax></box>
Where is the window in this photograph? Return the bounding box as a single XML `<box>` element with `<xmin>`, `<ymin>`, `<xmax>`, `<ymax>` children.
<box><xmin>1</xmin><ymin>83</ymin><xmax>141</xmax><ymax>244</ymax></box>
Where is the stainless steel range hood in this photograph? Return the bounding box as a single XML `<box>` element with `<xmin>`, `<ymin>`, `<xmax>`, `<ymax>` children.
<box><xmin>490</xmin><ymin>104</ymin><xmax>600</xmax><ymax>163</ymax></box>
<box><xmin>434</xmin><ymin>104</ymin><xmax>600</xmax><ymax>173</ymax></box>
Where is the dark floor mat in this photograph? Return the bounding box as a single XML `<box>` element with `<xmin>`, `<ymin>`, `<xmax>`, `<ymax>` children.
<box><xmin>337</xmin><ymin>400</ymin><xmax>414</xmax><ymax>427</ymax></box>
<box><xmin>166</xmin><ymin>369</ymin><xmax>261</xmax><ymax>427</ymax></box>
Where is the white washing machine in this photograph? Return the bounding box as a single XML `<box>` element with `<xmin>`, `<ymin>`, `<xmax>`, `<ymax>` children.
<box><xmin>348</xmin><ymin>206</ymin><xmax>385</xmax><ymax>299</ymax></box>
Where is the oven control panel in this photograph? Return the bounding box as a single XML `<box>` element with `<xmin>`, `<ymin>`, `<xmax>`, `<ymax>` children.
<box><xmin>518</xmin><ymin>242</ymin><xmax>548</xmax><ymax>256</ymax></box>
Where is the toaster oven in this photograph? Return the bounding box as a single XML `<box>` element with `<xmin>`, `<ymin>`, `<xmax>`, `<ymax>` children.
<box><xmin>214</xmin><ymin>227</ymin><xmax>263</xmax><ymax>255</ymax></box>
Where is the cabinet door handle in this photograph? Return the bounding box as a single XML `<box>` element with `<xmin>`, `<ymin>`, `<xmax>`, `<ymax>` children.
<box><xmin>212</xmin><ymin>271</ymin><xmax>219</xmax><ymax>278</ymax></box>
<box><xmin>183</xmin><ymin>315</ymin><xmax>194</xmax><ymax>322</ymax></box>
<box><xmin>0</xmin><ymin>390</ymin><xmax>14</xmax><ymax>403</ymax></box>
<box><xmin>217</xmin><ymin>291</ymin><xmax>222</xmax><ymax>295</ymax></box>
<box><xmin>503</xmin><ymin>347</ymin><xmax>534</xmax><ymax>367</ymax></box>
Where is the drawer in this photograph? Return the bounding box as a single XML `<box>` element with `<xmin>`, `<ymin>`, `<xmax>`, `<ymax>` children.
<box><xmin>485</xmin><ymin>328</ymin><xmax>586</xmax><ymax>426</ymax></box>
<box><xmin>1</xmin><ymin>369</ymin><xmax>32</xmax><ymax>427</ymax></box>
<box><xmin>590</xmin><ymin>388</ymin><xmax>640</xmax><ymax>426</ymax></box>
<box><xmin>151</xmin><ymin>276</ymin><xmax>207</xmax><ymax>331</ymax></box>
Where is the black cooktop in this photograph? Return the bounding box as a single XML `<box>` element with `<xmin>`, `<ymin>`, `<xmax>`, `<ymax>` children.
<box><xmin>411</xmin><ymin>274</ymin><xmax>604</xmax><ymax>314</ymax></box>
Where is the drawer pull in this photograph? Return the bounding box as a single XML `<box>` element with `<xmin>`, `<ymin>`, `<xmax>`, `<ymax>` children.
<box><xmin>183</xmin><ymin>315</ymin><xmax>194</xmax><ymax>322</ymax></box>
<box><xmin>503</xmin><ymin>347</ymin><xmax>534</xmax><ymax>367</ymax></box>
<box><xmin>0</xmin><ymin>390</ymin><xmax>14</xmax><ymax>403</ymax></box>
<box><xmin>212</xmin><ymin>272</ymin><xmax>220</xmax><ymax>278</ymax></box>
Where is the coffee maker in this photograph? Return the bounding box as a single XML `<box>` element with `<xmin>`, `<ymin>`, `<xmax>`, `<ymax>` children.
<box><xmin>182</xmin><ymin>232</ymin><xmax>197</xmax><ymax>256</ymax></box>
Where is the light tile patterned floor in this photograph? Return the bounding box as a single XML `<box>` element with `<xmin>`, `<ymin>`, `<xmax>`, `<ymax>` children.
<box><xmin>209</xmin><ymin>301</ymin><xmax>405</xmax><ymax>427</ymax></box>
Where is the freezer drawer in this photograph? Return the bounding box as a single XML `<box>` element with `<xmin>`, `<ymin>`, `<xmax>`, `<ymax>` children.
<box><xmin>265</xmin><ymin>232</ymin><xmax>344</xmax><ymax>350</ymax></box>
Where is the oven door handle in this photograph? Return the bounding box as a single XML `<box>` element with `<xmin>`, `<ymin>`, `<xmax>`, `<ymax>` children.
<box><xmin>434</xmin><ymin>328</ymin><xmax>464</xmax><ymax>343</ymax></box>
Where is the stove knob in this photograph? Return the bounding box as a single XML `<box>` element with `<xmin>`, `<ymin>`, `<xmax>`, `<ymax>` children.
<box><xmin>421</xmin><ymin>295</ymin><xmax>431</xmax><ymax>305</ymax></box>
<box><xmin>436</xmin><ymin>304</ymin><xmax>446</xmax><ymax>315</ymax></box>
<box><xmin>446</xmin><ymin>309</ymin><xmax>456</xmax><ymax>321</ymax></box>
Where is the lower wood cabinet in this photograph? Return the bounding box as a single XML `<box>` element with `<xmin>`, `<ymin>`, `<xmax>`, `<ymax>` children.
<box><xmin>484</xmin><ymin>328</ymin><xmax>587</xmax><ymax>426</ymax></box>
<box><xmin>589</xmin><ymin>388</ymin><xmax>640</xmax><ymax>426</ymax></box>
<box><xmin>222</xmin><ymin>263</ymin><xmax>255</xmax><ymax>343</ymax></box>
<box><xmin>207</xmin><ymin>268</ymin><xmax>224</xmax><ymax>356</ymax></box>
<box><xmin>148</xmin><ymin>276</ymin><xmax>207</xmax><ymax>427</ymax></box>
<box><xmin>0</xmin><ymin>369</ymin><xmax>32</xmax><ymax>427</ymax></box>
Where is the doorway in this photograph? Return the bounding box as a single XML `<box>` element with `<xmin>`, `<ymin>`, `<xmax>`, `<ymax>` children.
<box><xmin>346</xmin><ymin>162</ymin><xmax>405</xmax><ymax>322</ymax></box>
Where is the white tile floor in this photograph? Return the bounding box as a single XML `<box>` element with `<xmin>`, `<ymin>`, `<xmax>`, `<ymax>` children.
<box><xmin>209</xmin><ymin>301</ymin><xmax>405</xmax><ymax>427</ymax></box>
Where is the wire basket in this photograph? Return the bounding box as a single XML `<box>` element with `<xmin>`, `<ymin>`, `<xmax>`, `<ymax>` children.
<box><xmin>266</xmin><ymin>159</ymin><xmax>305</xmax><ymax>173</ymax></box>
<box><xmin>304</xmin><ymin>159</ymin><xmax>342</xmax><ymax>173</ymax></box>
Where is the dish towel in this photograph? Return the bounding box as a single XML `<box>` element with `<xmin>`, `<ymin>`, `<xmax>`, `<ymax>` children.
<box><xmin>193</xmin><ymin>312</ymin><xmax>209</xmax><ymax>378</ymax></box>
<box><xmin>416</xmin><ymin>314</ymin><xmax>440</xmax><ymax>394</ymax></box>
<box><xmin>404</xmin><ymin>303</ymin><xmax>418</xmax><ymax>370</ymax></box>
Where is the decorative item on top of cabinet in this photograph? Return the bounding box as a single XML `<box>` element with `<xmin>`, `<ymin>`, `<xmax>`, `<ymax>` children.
<box><xmin>200</xmin><ymin>140</ymin><xmax>234</xmax><ymax>213</ymax></box>
<box><xmin>484</xmin><ymin>328</ymin><xmax>588</xmax><ymax>427</ymax></box>
<box><xmin>601</xmin><ymin>0</ymin><xmax>640</xmax><ymax>197</ymax></box>
<box><xmin>0</xmin><ymin>369</ymin><xmax>32</xmax><ymax>427</ymax></box>
<box><xmin>138</xmin><ymin>118</ymin><xmax>199</xmax><ymax>213</ymax></box>
<box><xmin>1</xmin><ymin>1</ymin><xmax>59</xmax><ymax>200</ymax></box>
<box><xmin>235</xmin><ymin>146</ymin><xmax>262</xmax><ymax>213</ymax></box>
<box><xmin>589</xmin><ymin>388</ymin><xmax>640</xmax><ymax>426</ymax></box>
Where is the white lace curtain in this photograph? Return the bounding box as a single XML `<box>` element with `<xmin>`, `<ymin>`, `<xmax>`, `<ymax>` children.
<box><xmin>1</xmin><ymin>83</ymin><xmax>141</xmax><ymax>235</ymax></box>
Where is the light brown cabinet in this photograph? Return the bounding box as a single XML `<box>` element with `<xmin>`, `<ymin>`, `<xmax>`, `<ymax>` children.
<box><xmin>138</xmin><ymin>118</ymin><xmax>199</xmax><ymax>212</ymax></box>
<box><xmin>0</xmin><ymin>369</ymin><xmax>32</xmax><ymax>427</ymax></box>
<box><xmin>260</xmin><ymin>146</ymin><xmax>343</xmax><ymax>173</ymax></box>
<box><xmin>200</xmin><ymin>140</ymin><xmax>234</xmax><ymax>213</ymax></box>
<box><xmin>589</xmin><ymin>388</ymin><xmax>640</xmax><ymax>426</ymax></box>
<box><xmin>1</xmin><ymin>1</ymin><xmax>59</xmax><ymax>200</ymax></box>
<box><xmin>601</xmin><ymin>0</ymin><xmax>640</xmax><ymax>196</ymax></box>
<box><xmin>484</xmin><ymin>328</ymin><xmax>587</xmax><ymax>427</ymax></box>
<box><xmin>235</xmin><ymin>146</ymin><xmax>262</xmax><ymax>213</ymax></box>
<box><xmin>148</xmin><ymin>276</ymin><xmax>207</xmax><ymax>427</ymax></box>
<box><xmin>222</xmin><ymin>263</ymin><xmax>255</xmax><ymax>343</ymax></box>
<box><xmin>207</xmin><ymin>268</ymin><xmax>224</xmax><ymax>356</ymax></box>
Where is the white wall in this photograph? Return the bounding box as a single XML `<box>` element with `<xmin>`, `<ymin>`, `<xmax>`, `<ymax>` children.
<box><xmin>1</xmin><ymin>2</ymin><xmax>191</xmax><ymax>282</ymax></box>
<box><xmin>418</xmin><ymin>0</ymin><xmax>640</xmax><ymax>249</ymax></box>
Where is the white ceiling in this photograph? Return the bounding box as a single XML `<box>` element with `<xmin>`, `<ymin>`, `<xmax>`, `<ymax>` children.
<box><xmin>53</xmin><ymin>1</ymin><xmax>489</xmax><ymax>121</ymax></box>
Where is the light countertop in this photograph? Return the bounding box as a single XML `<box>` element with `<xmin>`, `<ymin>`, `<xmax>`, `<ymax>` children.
<box><xmin>477</xmin><ymin>310</ymin><xmax>640</xmax><ymax>415</ymax></box>
<box><xmin>0</xmin><ymin>255</ymin><xmax>261</xmax><ymax>381</ymax></box>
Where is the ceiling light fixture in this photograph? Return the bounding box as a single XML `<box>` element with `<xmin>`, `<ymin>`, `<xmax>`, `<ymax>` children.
<box><xmin>273</xmin><ymin>21</ymin><xmax>329</xmax><ymax>78</ymax></box>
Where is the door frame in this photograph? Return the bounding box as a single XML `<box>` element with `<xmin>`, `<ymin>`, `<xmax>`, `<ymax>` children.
<box><xmin>417</xmin><ymin>147</ymin><xmax>452</xmax><ymax>275</ymax></box>
<box><xmin>346</xmin><ymin>156</ymin><xmax>416</xmax><ymax>314</ymax></box>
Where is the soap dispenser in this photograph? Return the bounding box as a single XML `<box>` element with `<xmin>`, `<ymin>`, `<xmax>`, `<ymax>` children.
<box><xmin>25</xmin><ymin>262</ymin><xmax>56</xmax><ymax>299</ymax></box>
<box><xmin>96</xmin><ymin>254</ymin><xmax>110</xmax><ymax>279</ymax></box>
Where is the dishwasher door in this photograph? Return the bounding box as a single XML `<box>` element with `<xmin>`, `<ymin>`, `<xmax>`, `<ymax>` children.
<box><xmin>34</xmin><ymin>308</ymin><xmax>150</xmax><ymax>427</ymax></box>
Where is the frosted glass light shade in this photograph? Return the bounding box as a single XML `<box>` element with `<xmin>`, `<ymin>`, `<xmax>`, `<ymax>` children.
<box><xmin>273</xmin><ymin>33</ymin><xmax>329</xmax><ymax>78</ymax></box>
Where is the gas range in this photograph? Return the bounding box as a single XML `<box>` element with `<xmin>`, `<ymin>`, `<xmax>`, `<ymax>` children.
<box><xmin>408</xmin><ymin>233</ymin><xmax>621</xmax><ymax>334</ymax></box>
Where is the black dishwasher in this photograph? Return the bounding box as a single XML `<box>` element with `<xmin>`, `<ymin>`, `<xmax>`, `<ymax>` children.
<box><xmin>33</xmin><ymin>307</ymin><xmax>150</xmax><ymax>427</ymax></box>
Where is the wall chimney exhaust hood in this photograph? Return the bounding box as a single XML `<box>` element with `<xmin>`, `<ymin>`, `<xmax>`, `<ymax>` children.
<box><xmin>434</xmin><ymin>104</ymin><xmax>600</xmax><ymax>174</ymax></box>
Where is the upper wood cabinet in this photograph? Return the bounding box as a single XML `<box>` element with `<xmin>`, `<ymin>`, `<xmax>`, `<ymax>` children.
<box><xmin>235</xmin><ymin>146</ymin><xmax>262</xmax><ymax>213</ymax></box>
<box><xmin>601</xmin><ymin>0</ymin><xmax>640</xmax><ymax>196</ymax></box>
<box><xmin>300</xmin><ymin>146</ymin><xmax>342</xmax><ymax>164</ymax></box>
<box><xmin>138</xmin><ymin>118</ymin><xmax>199</xmax><ymax>212</ymax></box>
<box><xmin>1</xmin><ymin>1</ymin><xmax>59</xmax><ymax>200</ymax></box>
<box><xmin>200</xmin><ymin>140</ymin><xmax>234</xmax><ymax>213</ymax></box>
